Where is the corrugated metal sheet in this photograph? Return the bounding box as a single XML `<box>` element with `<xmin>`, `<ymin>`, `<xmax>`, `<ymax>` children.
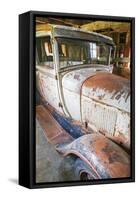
<box><xmin>82</xmin><ymin>96</ymin><xmax>117</xmax><ymax>136</ymax></box>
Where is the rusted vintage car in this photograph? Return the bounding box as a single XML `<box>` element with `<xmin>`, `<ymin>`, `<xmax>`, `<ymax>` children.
<box><xmin>36</xmin><ymin>24</ymin><xmax>130</xmax><ymax>180</ymax></box>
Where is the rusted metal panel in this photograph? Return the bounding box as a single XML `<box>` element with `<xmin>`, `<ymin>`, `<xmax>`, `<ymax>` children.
<box><xmin>36</xmin><ymin>105</ymin><xmax>73</xmax><ymax>145</ymax></box>
<box><xmin>56</xmin><ymin>133</ymin><xmax>130</xmax><ymax>179</ymax></box>
<box><xmin>81</xmin><ymin>73</ymin><xmax>130</xmax><ymax>144</ymax></box>
<box><xmin>37</xmin><ymin>104</ymin><xmax>130</xmax><ymax>179</ymax></box>
<box><xmin>82</xmin><ymin>72</ymin><xmax>130</xmax><ymax>112</ymax></box>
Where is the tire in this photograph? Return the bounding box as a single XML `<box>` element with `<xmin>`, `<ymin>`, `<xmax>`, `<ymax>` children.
<box><xmin>74</xmin><ymin>158</ymin><xmax>99</xmax><ymax>180</ymax></box>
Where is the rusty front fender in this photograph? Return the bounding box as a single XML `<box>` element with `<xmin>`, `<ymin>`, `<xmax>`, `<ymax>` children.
<box><xmin>56</xmin><ymin>133</ymin><xmax>130</xmax><ymax>179</ymax></box>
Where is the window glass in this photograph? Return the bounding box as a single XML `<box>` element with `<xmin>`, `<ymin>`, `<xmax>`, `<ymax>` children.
<box><xmin>36</xmin><ymin>37</ymin><xmax>53</xmax><ymax>67</ymax></box>
<box><xmin>57</xmin><ymin>38</ymin><xmax>111</xmax><ymax>68</ymax></box>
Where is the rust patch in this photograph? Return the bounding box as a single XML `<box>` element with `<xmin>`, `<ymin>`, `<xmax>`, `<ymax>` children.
<box><xmin>108</xmin><ymin>152</ymin><xmax>123</xmax><ymax>164</ymax></box>
<box><xmin>36</xmin><ymin>105</ymin><xmax>73</xmax><ymax>145</ymax></box>
<box><xmin>83</xmin><ymin>72</ymin><xmax>130</xmax><ymax>93</ymax></box>
<box><xmin>91</xmin><ymin>134</ymin><xmax>130</xmax><ymax>177</ymax></box>
<box><xmin>57</xmin><ymin>134</ymin><xmax>130</xmax><ymax>179</ymax></box>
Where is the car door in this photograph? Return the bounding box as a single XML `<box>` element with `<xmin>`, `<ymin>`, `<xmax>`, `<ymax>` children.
<box><xmin>36</xmin><ymin>36</ymin><xmax>63</xmax><ymax>114</ymax></box>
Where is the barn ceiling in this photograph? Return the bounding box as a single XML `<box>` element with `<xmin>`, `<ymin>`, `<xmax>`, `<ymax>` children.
<box><xmin>36</xmin><ymin>17</ymin><xmax>130</xmax><ymax>33</ymax></box>
<box><xmin>36</xmin><ymin>17</ymin><xmax>93</xmax><ymax>28</ymax></box>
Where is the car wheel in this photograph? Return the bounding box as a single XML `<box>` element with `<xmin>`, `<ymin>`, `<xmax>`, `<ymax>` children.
<box><xmin>74</xmin><ymin>158</ymin><xmax>99</xmax><ymax>180</ymax></box>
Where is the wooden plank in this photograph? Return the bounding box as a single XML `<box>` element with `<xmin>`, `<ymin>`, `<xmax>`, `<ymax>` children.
<box><xmin>36</xmin><ymin>105</ymin><xmax>73</xmax><ymax>145</ymax></box>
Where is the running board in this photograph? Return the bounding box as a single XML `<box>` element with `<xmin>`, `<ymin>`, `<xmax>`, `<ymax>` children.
<box><xmin>36</xmin><ymin>105</ymin><xmax>73</xmax><ymax>145</ymax></box>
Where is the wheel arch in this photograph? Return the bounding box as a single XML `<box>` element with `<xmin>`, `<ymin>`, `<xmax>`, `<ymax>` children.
<box><xmin>56</xmin><ymin>133</ymin><xmax>130</xmax><ymax>179</ymax></box>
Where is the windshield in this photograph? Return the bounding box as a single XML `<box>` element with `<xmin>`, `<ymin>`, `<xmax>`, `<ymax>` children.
<box><xmin>57</xmin><ymin>38</ymin><xmax>113</xmax><ymax>69</ymax></box>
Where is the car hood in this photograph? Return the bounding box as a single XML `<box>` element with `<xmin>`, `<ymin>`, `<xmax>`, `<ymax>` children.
<box><xmin>82</xmin><ymin>72</ymin><xmax>130</xmax><ymax>112</ymax></box>
<box><xmin>62</xmin><ymin>65</ymin><xmax>130</xmax><ymax>113</ymax></box>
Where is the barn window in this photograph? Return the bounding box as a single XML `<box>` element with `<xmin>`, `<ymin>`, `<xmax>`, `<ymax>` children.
<box><xmin>119</xmin><ymin>32</ymin><xmax>127</xmax><ymax>44</ymax></box>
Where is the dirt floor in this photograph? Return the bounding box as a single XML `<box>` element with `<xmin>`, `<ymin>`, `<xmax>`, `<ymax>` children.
<box><xmin>36</xmin><ymin>120</ymin><xmax>79</xmax><ymax>183</ymax></box>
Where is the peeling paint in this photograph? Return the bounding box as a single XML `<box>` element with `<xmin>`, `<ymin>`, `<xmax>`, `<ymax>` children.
<box><xmin>62</xmin><ymin>67</ymin><xmax>111</xmax><ymax>120</ymax></box>
<box><xmin>81</xmin><ymin>73</ymin><xmax>130</xmax><ymax>144</ymax></box>
<box><xmin>36</xmin><ymin>25</ymin><xmax>130</xmax><ymax>180</ymax></box>
<box><xmin>56</xmin><ymin>134</ymin><xmax>130</xmax><ymax>178</ymax></box>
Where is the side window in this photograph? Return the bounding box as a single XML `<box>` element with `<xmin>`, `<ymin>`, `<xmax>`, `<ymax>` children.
<box><xmin>90</xmin><ymin>43</ymin><xmax>97</xmax><ymax>58</ymax></box>
<box><xmin>36</xmin><ymin>36</ymin><xmax>53</xmax><ymax>68</ymax></box>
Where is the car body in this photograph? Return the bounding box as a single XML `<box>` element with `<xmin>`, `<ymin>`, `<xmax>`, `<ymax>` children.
<box><xmin>36</xmin><ymin>24</ymin><xmax>130</xmax><ymax>179</ymax></box>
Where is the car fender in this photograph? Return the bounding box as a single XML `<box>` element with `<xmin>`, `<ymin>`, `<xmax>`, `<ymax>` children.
<box><xmin>56</xmin><ymin>133</ymin><xmax>130</xmax><ymax>179</ymax></box>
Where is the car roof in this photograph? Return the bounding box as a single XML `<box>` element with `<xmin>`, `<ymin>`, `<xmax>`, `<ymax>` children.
<box><xmin>36</xmin><ymin>24</ymin><xmax>114</xmax><ymax>46</ymax></box>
